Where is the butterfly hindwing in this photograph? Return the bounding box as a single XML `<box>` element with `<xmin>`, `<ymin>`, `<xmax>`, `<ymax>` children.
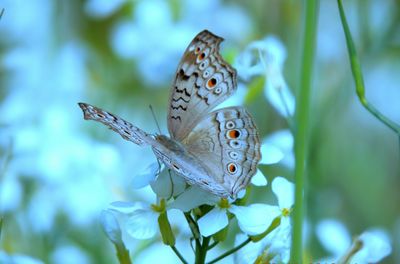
<box><xmin>168</xmin><ymin>30</ymin><xmax>237</xmax><ymax>141</ymax></box>
<box><xmin>183</xmin><ymin>106</ymin><xmax>261</xmax><ymax>197</ymax></box>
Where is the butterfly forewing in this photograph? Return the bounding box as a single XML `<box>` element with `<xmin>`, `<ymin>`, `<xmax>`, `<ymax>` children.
<box><xmin>168</xmin><ymin>30</ymin><xmax>237</xmax><ymax>141</ymax></box>
<box><xmin>78</xmin><ymin>103</ymin><xmax>154</xmax><ymax>146</ymax></box>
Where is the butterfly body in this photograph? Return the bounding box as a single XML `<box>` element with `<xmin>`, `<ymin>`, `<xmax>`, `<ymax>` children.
<box><xmin>79</xmin><ymin>30</ymin><xmax>261</xmax><ymax>198</ymax></box>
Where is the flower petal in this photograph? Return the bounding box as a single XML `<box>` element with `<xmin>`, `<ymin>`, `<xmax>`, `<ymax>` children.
<box><xmin>251</xmin><ymin>169</ymin><xmax>268</xmax><ymax>186</ymax></box>
<box><xmin>109</xmin><ymin>201</ymin><xmax>143</xmax><ymax>214</ymax></box>
<box><xmin>125</xmin><ymin>209</ymin><xmax>159</xmax><ymax>239</ymax></box>
<box><xmin>151</xmin><ymin>169</ymin><xmax>186</xmax><ymax>198</ymax></box>
<box><xmin>272</xmin><ymin>177</ymin><xmax>294</xmax><ymax>209</ymax></box>
<box><xmin>100</xmin><ymin>209</ymin><xmax>123</xmax><ymax>245</ymax></box>
<box><xmin>264</xmin><ymin>77</ymin><xmax>295</xmax><ymax>117</ymax></box>
<box><xmin>260</xmin><ymin>143</ymin><xmax>284</xmax><ymax>165</ymax></box>
<box><xmin>198</xmin><ymin>207</ymin><xmax>228</xmax><ymax>237</ymax></box>
<box><xmin>229</xmin><ymin>204</ymin><xmax>280</xmax><ymax>235</ymax></box>
<box><xmin>261</xmin><ymin>130</ymin><xmax>294</xmax><ymax>168</ymax></box>
<box><xmin>170</xmin><ymin>186</ymin><xmax>219</xmax><ymax>212</ymax></box>
<box><xmin>131</xmin><ymin>162</ymin><xmax>160</xmax><ymax>189</ymax></box>
<box><xmin>352</xmin><ymin>228</ymin><xmax>392</xmax><ymax>263</ymax></box>
<box><xmin>316</xmin><ymin>219</ymin><xmax>351</xmax><ymax>256</ymax></box>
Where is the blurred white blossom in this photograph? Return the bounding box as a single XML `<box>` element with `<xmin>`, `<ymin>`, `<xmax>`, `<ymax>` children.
<box><xmin>316</xmin><ymin>219</ymin><xmax>392</xmax><ymax>263</ymax></box>
<box><xmin>235</xmin><ymin>35</ymin><xmax>295</xmax><ymax>118</ymax></box>
<box><xmin>260</xmin><ymin>129</ymin><xmax>294</xmax><ymax>169</ymax></box>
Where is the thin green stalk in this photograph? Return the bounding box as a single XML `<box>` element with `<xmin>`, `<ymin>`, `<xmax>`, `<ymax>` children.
<box><xmin>206</xmin><ymin>237</ymin><xmax>251</xmax><ymax>264</ymax></box>
<box><xmin>184</xmin><ymin>212</ymin><xmax>201</xmax><ymax>249</ymax></box>
<box><xmin>171</xmin><ymin>245</ymin><xmax>188</xmax><ymax>264</ymax></box>
<box><xmin>291</xmin><ymin>0</ymin><xmax>319</xmax><ymax>263</ymax></box>
<box><xmin>337</xmin><ymin>0</ymin><xmax>400</xmax><ymax>134</ymax></box>
<box><xmin>195</xmin><ymin>236</ymin><xmax>210</xmax><ymax>264</ymax></box>
<box><xmin>207</xmin><ymin>241</ymin><xmax>219</xmax><ymax>250</ymax></box>
<box><xmin>115</xmin><ymin>244</ymin><xmax>132</xmax><ymax>264</ymax></box>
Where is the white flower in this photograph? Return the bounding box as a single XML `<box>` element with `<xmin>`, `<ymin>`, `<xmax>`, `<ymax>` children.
<box><xmin>170</xmin><ymin>186</ymin><xmax>220</xmax><ymax>212</ymax></box>
<box><xmin>196</xmin><ymin>177</ymin><xmax>293</xmax><ymax>238</ymax></box>
<box><xmin>131</xmin><ymin>162</ymin><xmax>160</xmax><ymax>189</ymax></box>
<box><xmin>109</xmin><ymin>201</ymin><xmax>159</xmax><ymax>240</ymax></box>
<box><xmin>260</xmin><ymin>129</ymin><xmax>294</xmax><ymax>168</ymax></box>
<box><xmin>197</xmin><ymin>200</ymin><xmax>276</xmax><ymax>237</ymax></box>
<box><xmin>235</xmin><ymin>36</ymin><xmax>295</xmax><ymax>118</ymax></box>
<box><xmin>316</xmin><ymin>219</ymin><xmax>392</xmax><ymax>263</ymax></box>
<box><xmin>234</xmin><ymin>177</ymin><xmax>294</xmax><ymax>263</ymax></box>
<box><xmin>100</xmin><ymin>209</ymin><xmax>123</xmax><ymax>245</ymax></box>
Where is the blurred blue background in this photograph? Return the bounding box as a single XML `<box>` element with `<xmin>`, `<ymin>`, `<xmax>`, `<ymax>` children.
<box><xmin>0</xmin><ymin>0</ymin><xmax>399</xmax><ymax>263</ymax></box>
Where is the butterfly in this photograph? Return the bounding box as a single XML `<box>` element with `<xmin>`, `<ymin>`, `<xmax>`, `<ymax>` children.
<box><xmin>78</xmin><ymin>30</ymin><xmax>261</xmax><ymax>198</ymax></box>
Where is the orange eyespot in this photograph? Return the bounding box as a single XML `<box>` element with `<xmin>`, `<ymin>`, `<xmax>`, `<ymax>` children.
<box><xmin>207</xmin><ymin>78</ymin><xmax>217</xmax><ymax>88</ymax></box>
<box><xmin>227</xmin><ymin>163</ymin><xmax>237</xmax><ymax>174</ymax></box>
<box><xmin>198</xmin><ymin>52</ymin><xmax>206</xmax><ymax>61</ymax></box>
<box><xmin>228</xmin><ymin>129</ymin><xmax>241</xmax><ymax>139</ymax></box>
<box><xmin>195</xmin><ymin>46</ymin><xmax>201</xmax><ymax>54</ymax></box>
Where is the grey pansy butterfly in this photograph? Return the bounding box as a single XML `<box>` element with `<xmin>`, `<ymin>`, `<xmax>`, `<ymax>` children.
<box><xmin>78</xmin><ymin>30</ymin><xmax>261</xmax><ymax>198</ymax></box>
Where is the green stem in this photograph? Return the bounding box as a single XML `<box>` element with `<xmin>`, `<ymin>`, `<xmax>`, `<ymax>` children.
<box><xmin>184</xmin><ymin>212</ymin><xmax>201</xmax><ymax>249</ymax></box>
<box><xmin>115</xmin><ymin>244</ymin><xmax>132</xmax><ymax>264</ymax></box>
<box><xmin>290</xmin><ymin>0</ymin><xmax>319</xmax><ymax>263</ymax></box>
<box><xmin>337</xmin><ymin>0</ymin><xmax>400</xmax><ymax>134</ymax></box>
<box><xmin>171</xmin><ymin>245</ymin><xmax>188</xmax><ymax>264</ymax></box>
<box><xmin>195</xmin><ymin>236</ymin><xmax>210</xmax><ymax>264</ymax></box>
<box><xmin>207</xmin><ymin>241</ymin><xmax>219</xmax><ymax>250</ymax></box>
<box><xmin>206</xmin><ymin>237</ymin><xmax>251</xmax><ymax>264</ymax></box>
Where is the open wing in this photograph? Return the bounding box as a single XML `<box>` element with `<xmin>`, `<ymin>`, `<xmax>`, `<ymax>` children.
<box><xmin>182</xmin><ymin>107</ymin><xmax>261</xmax><ymax>197</ymax></box>
<box><xmin>78</xmin><ymin>102</ymin><xmax>154</xmax><ymax>146</ymax></box>
<box><xmin>168</xmin><ymin>30</ymin><xmax>237</xmax><ymax>141</ymax></box>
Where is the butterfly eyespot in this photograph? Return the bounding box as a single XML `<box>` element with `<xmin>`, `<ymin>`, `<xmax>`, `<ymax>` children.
<box><xmin>229</xmin><ymin>140</ymin><xmax>241</xmax><ymax>149</ymax></box>
<box><xmin>197</xmin><ymin>52</ymin><xmax>206</xmax><ymax>62</ymax></box>
<box><xmin>200</xmin><ymin>62</ymin><xmax>206</xmax><ymax>69</ymax></box>
<box><xmin>227</xmin><ymin>129</ymin><xmax>241</xmax><ymax>139</ymax></box>
<box><xmin>225</xmin><ymin>121</ymin><xmax>235</xmax><ymax>129</ymax></box>
<box><xmin>203</xmin><ymin>71</ymin><xmax>209</xmax><ymax>77</ymax></box>
<box><xmin>206</xmin><ymin>77</ymin><xmax>217</xmax><ymax>89</ymax></box>
<box><xmin>195</xmin><ymin>46</ymin><xmax>201</xmax><ymax>54</ymax></box>
<box><xmin>214</xmin><ymin>87</ymin><xmax>222</xmax><ymax>94</ymax></box>
<box><xmin>227</xmin><ymin>162</ymin><xmax>237</xmax><ymax>174</ymax></box>
<box><xmin>229</xmin><ymin>151</ymin><xmax>239</xmax><ymax>160</ymax></box>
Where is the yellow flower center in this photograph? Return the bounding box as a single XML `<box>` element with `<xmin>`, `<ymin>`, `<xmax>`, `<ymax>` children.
<box><xmin>282</xmin><ymin>207</ymin><xmax>290</xmax><ymax>217</ymax></box>
<box><xmin>218</xmin><ymin>198</ymin><xmax>231</xmax><ymax>209</ymax></box>
<box><xmin>151</xmin><ymin>199</ymin><xmax>166</xmax><ymax>213</ymax></box>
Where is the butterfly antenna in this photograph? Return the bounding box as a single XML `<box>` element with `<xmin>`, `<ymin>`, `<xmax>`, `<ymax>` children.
<box><xmin>149</xmin><ymin>105</ymin><xmax>162</xmax><ymax>134</ymax></box>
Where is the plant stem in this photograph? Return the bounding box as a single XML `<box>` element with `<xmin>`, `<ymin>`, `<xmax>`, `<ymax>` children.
<box><xmin>337</xmin><ymin>0</ymin><xmax>400</xmax><ymax>134</ymax></box>
<box><xmin>115</xmin><ymin>244</ymin><xmax>132</xmax><ymax>264</ymax></box>
<box><xmin>171</xmin><ymin>245</ymin><xmax>188</xmax><ymax>264</ymax></box>
<box><xmin>184</xmin><ymin>212</ymin><xmax>201</xmax><ymax>249</ymax></box>
<box><xmin>291</xmin><ymin>0</ymin><xmax>319</xmax><ymax>263</ymax></box>
<box><xmin>207</xmin><ymin>237</ymin><xmax>251</xmax><ymax>264</ymax></box>
<box><xmin>207</xmin><ymin>241</ymin><xmax>219</xmax><ymax>250</ymax></box>
<box><xmin>195</xmin><ymin>236</ymin><xmax>210</xmax><ymax>264</ymax></box>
